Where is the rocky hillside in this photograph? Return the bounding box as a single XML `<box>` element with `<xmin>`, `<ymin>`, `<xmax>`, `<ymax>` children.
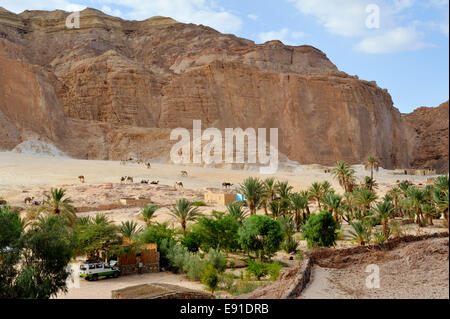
<box><xmin>402</xmin><ymin>101</ymin><xmax>449</xmax><ymax>173</ymax></box>
<box><xmin>0</xmin><ymin>7</ymin><xmax>447</xmax><ymax>170</ymax></box>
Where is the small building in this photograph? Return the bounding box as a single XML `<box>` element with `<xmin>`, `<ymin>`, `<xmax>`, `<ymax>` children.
<box><xmin>111</xmin><ymin>283</ymin><xmax>214</xmax><ymax>299</ymax></box>
<box><xmin>118</xmin><ymin>239</ymin><xmax>159</xmax><ymax>275</ymax></box>
<box><xmin>204</xmin><ymin>192</ymin><xmax>236</xmax><ymax>205</ymax></box>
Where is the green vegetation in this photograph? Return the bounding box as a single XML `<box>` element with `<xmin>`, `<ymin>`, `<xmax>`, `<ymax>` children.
<box><xmin>238</xmin><ymin>215</ymin><xmax>283</xmax><ymax>261</ymax></box>
<box><xmin>302</xmin><ymin>211</ymin><xmax>338</xmax><ymax>248</ymax></box>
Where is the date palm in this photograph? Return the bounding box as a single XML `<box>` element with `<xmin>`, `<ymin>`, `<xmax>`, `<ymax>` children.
<box><xmin>352</xmin><ymin>188</ymin><xmax>377</xmax><ymax>217</ymax></box>
<box><xmin>169</xmin><ymin>198</ymin><xmax>202</xmax><ymax>234</ymax></box>
<box><xmin>239</xmin><ymin>177</ymin><xmax>264</xmax><ymax>215</ymax></box>
<box><xmin>387</xmin><ymin>187</ymin><xmax>403</xmax><ymax>217</ymax></box>
<box><xmin>141</xmin><ymin>204</ymin><xmax>159</xmax><ymax>225</ymax></box>
<box><xmin>40</xmin><ymin>188</ymin><xmax>76</xmax><ymax>225</ymax></box>
<box><xmin>332</xmin><ymin>161</ymin><xmax>355</xmax><ymax>193</ymax></box>
<box><xmin>374</xmin><ymin>201</ymin><xmax>394</xmax><ymax>239</ymax></box>
<box><xmin>262</xmin><ymin>178</ymin><xmax>276</xmax><ymax>215</ymax></box>
<box><xmin>322</xmin><ymin>192</ymin><xmax>343</xmax><ymax>223</ymax></box>
<box><xmin>290</xmin><ymin>193</ymin><xmax>309</xmax><ymax>227</ymax></box>
<box><xmin>406</xmin><ymin>187</ymin><xmax>426</xmax><ymax>227</ymax></box>
<box><xmin>364</xmin><ymin>156</ymin><xmax>380</xmax><ymax>180</ymax></box>
<box><xmin>120</xmin><ymin>220</ymin><xmax>143</xmax><ymax>240</ymax></box>
<box><xmin>349</xmin><ymin>221</ymin><xmax>368</xmax><ymax>246</ymax></box>
<box><xmin>226</xmin><ymin>202</ymin><xmax>248</xmax><ymax>224</ymax></box>
<box><xmin>309</xmin><ymin>182</ymin><xmax>324</xmax><ymax>210</ymax></box>
<box><xmin>275</xmin><ymin>181</ymin><xmax>293</xmax><ymax>200</ymax></box>
<box><xmin>433</xmin><ymin>189</ymin><xmax>449</xmax><ymax>228</ymax></box>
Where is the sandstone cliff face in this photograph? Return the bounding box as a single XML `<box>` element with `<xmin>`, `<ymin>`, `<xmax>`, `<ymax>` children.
<box><xmin>402</xmin><ymin>102</ymin><xmax>449</xmax><ymax>173</ymax></box>
<box><xmin>0</xmin><ymin>7</ymin><xmax>446</xmax><ymax>170</ymax></box>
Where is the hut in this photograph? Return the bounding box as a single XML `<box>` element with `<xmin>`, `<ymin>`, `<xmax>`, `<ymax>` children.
<box><xmin>204</xmin><ymin>192</ymin><xmax>236</xmax><ymax>205</ymax></box>
<box><xmin>118</xmin><ymin>239</ymin><xmax>159</xmax><ymax>275</ymax></box>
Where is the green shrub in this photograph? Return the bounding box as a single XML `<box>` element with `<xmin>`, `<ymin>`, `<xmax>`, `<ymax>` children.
<box><xmin>185</xmin><ymin>255</ymin><xmax>205</xmax><ymax>281</ymax></box>
<box><xmin>206</xmin><ymin>249</ymin><xmax>227</xmax><ymax>273</ymax></box>
<box><xmin>302</xmin><ymin>211</ymin><xmax>338</xmax><ymax>248</ymax></box>
<box><xmin>266</xmin><ymin>262</ymin><xmax>282</xmax><ymax>281</ymax></box>
<box><xmin>192</xmin><ymin>201</ymin><xmax>207</xmax><ymax>207</ymax></box>
<box><xmin>228</xmin><ymin>279</ymin><xmax>262</xmax><ymax>296</ymax></box>
<box><xmin>281</xmin><ymin>237</ymin><xmax>299</xmax><ymax>254</ymax></box>
<box><xmin>201</xmin><ymin>264</ymin><xmax>219</xmax><ymax>293</ymax></box>
<box><xmin>166</xmin><ymin>244</ymin><xmax>190</xmax><ymax>273</ymax></box>
<box><xmin>238</xmin><ymin>215</ymin><xmax>283</xmax><ymax>260</ymax></box>
<box><xmin>190</xmin><ymin>211</ymin><xmax>240</xmax><ymax>252</ymax></box>
<box><xmin>219</xmin><ymin>272</ymin><xmax>235</xmax><ymax>291</ymax></box>
<box><xmin>181</xmin><ymin>231</ymin><xmax>202</xmax><ymax>253</ymax></box>
<box><xmin>246</xmin><ymin>260</ymin><xmax>269</xmax><ymax>280</ymax></box>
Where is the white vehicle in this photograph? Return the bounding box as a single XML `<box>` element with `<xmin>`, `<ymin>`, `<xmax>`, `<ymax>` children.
<box><xmin>79</xmin><ymin>261</ymin><xmax>120</xmax><ymax>281</ymax></box>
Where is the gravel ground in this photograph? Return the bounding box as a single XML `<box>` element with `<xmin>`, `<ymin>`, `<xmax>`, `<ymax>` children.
<box><xmin>300</xmin><ymin>237</ymin><xmax>449</xmax><ymax>299</ymax></box>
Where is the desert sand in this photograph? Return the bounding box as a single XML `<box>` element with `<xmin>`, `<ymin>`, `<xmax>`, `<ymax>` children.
<box><xmin>0</xmin><ymin>151</ymin><xmax>446</xmax><ymax>299</ymax></box>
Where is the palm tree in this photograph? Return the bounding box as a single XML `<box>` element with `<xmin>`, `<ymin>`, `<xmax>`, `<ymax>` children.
<box><xmin>141</xmin><ymin>204</ymin><xmax>159</xmax><ymax>225</ymax></box>
<box><xmin>262</xmin><ymin>178</ymin><xmax>276</xmax><ymax>215</ymax></box>
<box><xmin>169</xmin><ymin>198</ymin><xmax>202</xmax><ymax>234</ymax></box>
<box><xmin>40</xmin><ymin>188</ymin><xmax>77</xmax><ymax>225</ymax></box>
<box><xmin>348</xmin><ymin>221</ymin><xmax>367</xmax><ymax>246</ymax></box>
<box><xmin>363</xmin><ymin>176</ymin><xmax>378</xmax><ymax>191</ymax></box>
<box><xmin>322</xmin><ymin>192</ymin><xmax>343</xmax><ymax>223</ymax></box>
<box><xmin>433</xmin><ymin>189</ymin><xmax>449</xmax><ymax>228</ymax></box>
<box><xmin>374</xmin><ymin>201</ymin><xmax>394</xmax><ymax>239</ymax></box>
<box><xmin>406</xmin><ymin>187</ymin><xmax>426</xmax><ymax>227</ymax></box>
<box><xmin>309</xmin><ymin>182</ymin><xmax>324</xmax><ymax>210</ymax></box>
<box><xmin>353</xmin><ymin>188</ymin><xmax>377</xmax><ymax>217</ymax></box>
<box><xmin>290</xmin><ymin>193</ymin><xmax>309</xmax><ymax>228</ymax></box>
<box><xmin>120</xmin><ymin>220</ymin><xmax>143</xmax><ymax>239</ymax></box>
<box><xmin>226</xmin><ymin>202</ymin><xmax>248</xmax><ymax>224</ymax></box>
<box><xmin>387</xmin><ymin>187</ymin><xmax>403</xmax><ymax>217</ymax></box>
<box><xmin>275</xmin><ymin>181</ymin><xmax>293</xmax><ymax>199</ymax></box>
<box><xmin>364</xmin><ymin>156</ymin><xmax>380</xmax><ymax>180</ymax></box>
<box><xmin>239</xmin><ymin>177</ymin><xmax>264</xmax><ymax>215</ymax></box>
<box><xmin>434</xmin><ymin>175</ymin><xmax>449</xmax><ymax>192</ymax></box>
<box><xmin>332</xmin><ymin>161</ymin><xmax>356</xmax><ymax>193</ymax></box>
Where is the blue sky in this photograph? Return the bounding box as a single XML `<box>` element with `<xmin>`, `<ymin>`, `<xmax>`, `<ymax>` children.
<box><xmin>1</xmin><ymin>0</ymin><xmax>448</xmax><ymax>113</ymax></box>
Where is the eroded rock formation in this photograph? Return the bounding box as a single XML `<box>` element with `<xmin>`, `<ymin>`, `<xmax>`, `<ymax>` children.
<box><xmin>0</xmin><ymin>7</ymin><xmax>447</xmax><ymax>171</ymax></box>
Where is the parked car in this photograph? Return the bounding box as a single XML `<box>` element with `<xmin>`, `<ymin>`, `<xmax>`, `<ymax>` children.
<box><xmin>79</xmin><ymin>260</ymin><xmax>120</xmax><ymax>281</ymax></box>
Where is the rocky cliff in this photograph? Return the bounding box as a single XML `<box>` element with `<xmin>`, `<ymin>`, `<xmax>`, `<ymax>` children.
<box><xmin>0</xmin><ymin>7</ymin><xmax>447</xmax><ymax>171</ymax></box>
<box><xmin>402</xmin><ymin>101</ymin><xmax>449</xmax><ymax>174</ymax></box>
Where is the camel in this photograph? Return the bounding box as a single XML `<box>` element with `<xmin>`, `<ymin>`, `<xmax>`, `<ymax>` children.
<box><xmin>180</xmin><ymin>171</ymin><xmax>188</xmax><ymax>177</ymax></box>
<box><xmin>222</xmin><ymin>182</ymin><xmax>233</xmax><ymax>189</ymax></box>
<box><xmin>141</xmin><ymin>180</ymin><xmax>149</xmax><ymax>184</ymax></box>
<box><xmin>146</xmin><ymin>162</ymin><xmax>152</xmax><ymax>169</ymax></box>
<box><xmin>126</xmin><ymin>176</ymin><xmax>134</xmax><ymax>183</ymax></box>
<box><xmin>24</xmin><ymin>197</ymin><xmax>35</xmax><ymax>205</ymax></box>
<box><xmin>0</xmin><ymin>199</ymin><xmax>7</xmax><ymax>206</ymax></box>
<box><xmin>175</xmin><ymin>181</ymin><xmax>184</xmax><ymax>189</ymax></box>
<box><xmin>78</xmin><ymin>175</ymin><xmax>85</xmax><ymax>183</ymax></box>
<box><xmin>151</xmin><ymin>180</ymin><xmax>160</xmax><ymax>185</ymax></box>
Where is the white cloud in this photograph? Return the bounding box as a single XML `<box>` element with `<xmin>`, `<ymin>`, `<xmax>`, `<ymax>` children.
<box><xmin>248</xmin><ymin>14</ymin><xmax>258</xmax><ymax>21</ymax></box>
<box><xmin>354</xmin><ymin>27</ymin><xmax>429</xmax><ymax>53</ymax></box>
<box><xmin>101</xmin><ymin>5</ymin><xmax>121</xmax><ymax>17</ymax></box>
<box><xmin>287</xmin><ymin>0</ymin><xmax>443</xmax><ymax>54</ymax></box>
<box><xmin>100</xmin><ymin>0</ymin><xmax>242</xmax><ymax>33</ymax></box>
<box><xmin>0</xmin><ymin>0</ymin><xmax>84</xmax><ymax>13</ymax></box>
<box><xmin>258</xmin><ymin>28</ymin><xmax>305</xmax><ymax>45</ymax></box>
<box><xmin>287</xmin><ymin>0</ymin><xmax>369</xmax><ymax>37</ymax></box>
<box><xmin>0</xmin><ymin>0</ymin><xmax>242</xmax><ymax>34</ymax></box>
